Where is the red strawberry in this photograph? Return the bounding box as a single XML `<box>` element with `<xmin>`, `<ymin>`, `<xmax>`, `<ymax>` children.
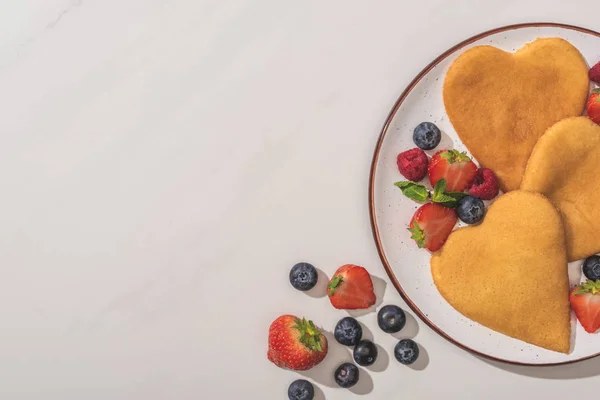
<box><xmin>408</xmin><ymin>203</ymin><xmax>457</xmax><ymax>252</ymax></box>
<box><xmin>590</xmin><ymin>61</ymin><xmax>600</xmax><ymax>85</ymax></box>
<box><xmin>327</xmin><ymin>265</ymin><xmax>376</xmax><ymax>310</ymax></box>
<box><xmin>267</xmin><ymin>315</ymin><xmax>328</xmax><ymax>370</ymax></box>
<box><xmin>588</xmin><ymin>89</ymin><xmax>600</xmax><ymax>125</ymax></box>
<box><xmin>428</xmin><ymin>149</ymin><xmax>477</xmax><ymax>192</ymax></box>
<box><xmin>570</xmin><ymin>280</ymin><xmax>600</xmax><ymax>333</ymax></box>
<box><xmin>468</xmin><ymin>168</ymin><xmax>500</xmax><ymax>200</ymax></box>
<box><xmin>397</xmin><ymin>148</ymin><xmax>428</xmax><ymax>181</ymax></box>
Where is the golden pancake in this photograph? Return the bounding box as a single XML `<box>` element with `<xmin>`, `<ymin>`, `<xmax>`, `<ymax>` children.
<box><xmin>522</xmin><ymin>117</ymin><xmax>600</xmax><ymax>262</ymax></box>
<box><xmin>431</xmin><ymin>191</ymin><xmax>570</xmax><ymax>353</ymax></box>
<box><xmin>443</xmin><ymin>38</ymin><xmax>589</xmax><ymax>192</ymax></box>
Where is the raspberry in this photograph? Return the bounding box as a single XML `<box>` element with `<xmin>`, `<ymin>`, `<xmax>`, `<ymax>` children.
<box><xmin>396</xmin><ymin>148</ymin><xmax>428</xmax><ymax>181</ymax></box>
<box><xmin>468</xmin><ymin>168</ymin><xmax>499</xmax><ymax>200</ymax></box>
<box><xmin>590</xmin><ymin>61</ymin><xmax>600</xmax><ymax>85</ymax></box>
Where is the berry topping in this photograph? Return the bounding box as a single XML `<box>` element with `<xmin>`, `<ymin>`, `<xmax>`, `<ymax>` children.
<box><xmin>353</xmin><ymin>340</ymin><xmax>378</xmax><ymax>366</ymax></box>
<box><xmin>408</xmin><ymin>203</ymin><xmax>458</xmax><ymax>252</ymax></box>
<box><xmin>413</xmin><ymin>122</ymin><xmax>442</xmax><ymax>150</ymax></box>
<box><xmin>590</xmin><ymin>61</ymin><xmax>600</xmax><ymax>85</ymax></box>
<box><xmin>394</xmin><ymin>339</ymin><xmax>420</xmax><ymax>365</ymax></box>
<box><xmin>288</xmin><ymin>379</ymin><xmax>314</xmax><ymax>400</ymax></box>
<box><xmin>428</xmin><ymin>149</ymin><xmax>477</xmax><ymax>192</ymax></box>
<box><xmin>334</xmin><ymin>317</ymin><xmax>363</xmax><ymax>346</ymax></box>
<box><xmin>327</xmin><ymin>265</ymin><xmax>376</xmax><ymax>310</ymax></box>
<box><xmin>397</xmin><ymin>148</ymin><xmax>429</xmax><ymax>181</ymax></box>
<box><xmin>289</xmin><ymin>262</ymin><xmax>318</xmax><ymax>291</ymax></box>
<box><xmin>588</xmin><ymin>89</ymin><xmax>600</xmax><ymax>125</ymax></box>
<box><xmin>334</xmin><ymin>363</ymin><xmax>359</xmax><ymax>388</ymax></box>
<box><xmin>570</xmin><ymin>280</ymin><xmax>600</xmax><ymax>333</ymax></box>
<box><xmin>468</xmin><ymin>168</ymin><xmax>500</xmax><ymax>200</ymax></box>
<box><xmin>377</xmin><ymin>304</ymin><xmax>406</xmax><ymax>333</ymax></box>
<box><xmin>456</xmin><ymin>195</ymin><xmax>485</xmax><ymax>225</ymax></box>
<box><xmin>583</xmin><ymin>255</ymin><xmax>600</xmax><ymax>281</ymax></box>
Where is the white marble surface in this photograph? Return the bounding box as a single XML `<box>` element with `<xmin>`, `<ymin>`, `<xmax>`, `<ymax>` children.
<box><xmin>2</xmin><ymin>1</ymin><xmax>600</xmax><ymax>399</ymax></box>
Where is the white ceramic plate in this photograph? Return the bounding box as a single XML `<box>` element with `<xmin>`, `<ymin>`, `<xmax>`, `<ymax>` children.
<box><xmin>370</xmin><ymin>23</ymin><xmax>600</xmax><ymax>365</ymax></box>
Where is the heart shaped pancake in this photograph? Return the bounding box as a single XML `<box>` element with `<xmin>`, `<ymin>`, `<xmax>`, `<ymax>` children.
<box><xmin>522</xmin><ymin>117</ymin><xmax>600</xmax><ymax>262</ymax></box>
<box><xmin>431</xmin><ymin>191</ymin><xmax>570</xmax><ymax>353</ymax></box>
<box><xmin>443</xmin><ymin>38</ymin><xmax>589</xmax><ymax>192</ymax></box>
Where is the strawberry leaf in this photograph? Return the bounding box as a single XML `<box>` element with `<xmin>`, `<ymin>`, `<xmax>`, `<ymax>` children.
<box><xmin>327</xmin><ymin>275</ymin><xmax>343</xmax><ymax>296</ymax></box>
<box><xmin>574</xmin><ymin>279</ymin><xmax>600</xmax><ymax>295</ymax></box>
<box><xmin>408</xmin><ymin>223</ymin><xmax>425</xmax><ymax>248</ymax></box>
<box><xmin>293</xmin><ymin>317</ymin><xmax>323</xmax><ymax>352</ymax></box>
<box><xmin>394</xmin><ymin>181</ymin><xmax>429</xmax><ymax>202</ymax></box>
<box><xmin>440</xmin><ymin>149</ymin><xmax>471</xmax><ymax>164</ymax></box>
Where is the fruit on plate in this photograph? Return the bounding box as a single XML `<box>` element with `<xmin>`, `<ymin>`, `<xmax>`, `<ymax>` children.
<box><xmin>456</xmin><ymin>195</ymin><xmax>485</xmax><ymax>225</ymax></box>
<box><xmin>377</xmin><ymin>304</ymin><xmax>406</xmax><ymax>333</ymax></box>
<box><xmin>288</xmin><ymin>379</ymin><xmax>314</xmax><ymax>400</ymax></box>
<box><xmin>334</xmin><ymin>316</ymin><xmax>363</xmax><ymax>346</ymax></box>
<box><xmin>289</xmin><ymin>262</ymin><xmax>318</xmax><ymax>291</ymax></box>
<box><xmin>590</xmin><ymin>61</ymin><xmax>600</xmax><ymax>84</ymax></box>
<box><xmin>408</xmin><ymin>203</ymin><xmax>458</xmax><ymax>252</ymax></box>
<box><xmin>267</xmin><ymin>315</ymin><xmax>328</xmax><ymax>370</ymax></box>
<box><xmin>570</xmin><ymin>280</ymin><xmax>600</xmax><ymax>333</ymax></box>
<box><xmin>353</xmin><ymin>340</ymin><xmax>378</xmax><ymax>366</ymax></box>
<box><xmin>468</xmin><ymin>168</ymin><xmax>499</xmax><ymax>200</ymax></box>
<box><xmin>394</xmin><ymin>178</ymin><xmax>466</xmax><ymax>207</ymax></box>
<box><xmin>394</xmin><ymin>339</ymin><xmax>420</xmax><ymax>365</ymax></box>
<box><xmin>413</xmin><ymin>122</ymin><xmax>442</xmax><ymax>150</ymax></box>
<box><xmin>583</xmin><ymin>255</ymin><xmax>600</xmax><ymax>281</ymax></box>
<box><xmin>428</xmin><ymin>149</ymin><xmax>477</xmax><ymax>191</ymax></box>
<box><xmin>327</xmin><ymin>265</ymin><xmax>376</xmax><ymax>310</ymax></box>
<box><xmin>588</xmin><ymin>89</ymin><xmax>600</xmax><ymax>124</ymax></box>
<box><xmin>334</xmin><ymin>363</ymin><xmax>359</xmax><ymax>388</ymax></box>
<box><xmin>397</xmin><ymin>148</ymin><xmax>428</xmax><ymax>181</ymax></box>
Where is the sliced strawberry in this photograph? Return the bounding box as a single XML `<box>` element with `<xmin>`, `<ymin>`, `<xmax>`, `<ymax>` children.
<box><xmin>570</xmin><ymin>280</ymin><xmax>600</xmax><ymax>334</ymax></box>
<box><xmin>327</xmin><ymin>265</ymin><xmax>376</xmax><ymax>310</ymax></box>
<box><xmin>408</xmin><ymin>203</ymin><xmax>457</xmax><ymax>252</ymax></box>
<box><xmin>428</xmin><ymin>149</ymin><xmax>477</xmax><ymax>192</ymax></box>
<box><xmin>588</xmin><ymin>89</ymin><xmax>600</xmax><ymax>125</ymax></box>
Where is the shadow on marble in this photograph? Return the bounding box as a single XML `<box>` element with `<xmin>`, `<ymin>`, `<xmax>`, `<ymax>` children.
<box><xmin>304</xmin><ymin>268</ymin><xmax>329</xmax><ymax>299</ymax></box>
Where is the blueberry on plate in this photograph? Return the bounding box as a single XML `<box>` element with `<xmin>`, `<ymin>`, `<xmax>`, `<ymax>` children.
<box><xmin>394</xmin><ymin>339</ymin><xmax>419</xmax><ymax>365</ymax></box>
<box><xmin>289</xmin><ymin>262</ymin><xmax>318</xmax><ymax>291</ymax></box>
<box><xmin>353</xmin><ymin>340</ymin><xmax>378</xmax><ymax>366</ymax></box>
<box><xmin>456</xmin><ymin>195</ymin><xmax>485</xmax><ymax>225</ymax></box>
<box><xmin>377</xmin><ymin>304</ymin><xmax>406</xmax><ymax>333</ymax></box>
<box><xmin>334</xmin><ymin>317</ymin><xmax>363</xmax><ymax>346</ymax></box>
<box><xmin>334</xmin><ymin>363</ymin><xmax>359</xmax><ymax>388</ymax></box>
<box><xmin>583</xmin><ymin>255</ymin><xmax>600</xmax><ymax>281</ymax></box>
<box><xmin>288</xmin><ymin>379</ymin><xmax>314</xmax><ymax>400</ymax></box>
<box><xmin>413</xmin><ymin>122</ymin><xmax>442</xmax><ymax>150</ymax></box>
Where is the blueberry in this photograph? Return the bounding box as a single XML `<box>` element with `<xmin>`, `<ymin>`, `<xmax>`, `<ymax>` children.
<box><xmin>334</xmin><ymin>317</ymin><xmax>363</xmax><ymax>346</ymax></box>
<box><xmin>289</xmin><ymin>262</ymin><xmax>318</xmax><ymax>291</ymax></box>
<box><xmin>583</xmin><ymin>255</ymin><xmax>600</xmax><ymax>281</ymax></box>
<box><xmin>334</xmin><ymin>363</ymin><xmax>359</xmax><ymax>388</ymax></box>
<box><xmin>377</xmin><ymin>305</ymin><xmax>406</xmax><ymax>333</ymax></box>
<box><xmin>456</xmin><ymin>196</ymin><xmax>485</xmax><ymax>224</ymax></box>
<box><xmin>353</xmin><ymin>340</ymin><xmax>378</xmax><ymax>366</ymax></box>
<box><xmin>288</xmin><ymin>379</ymin><xmax>314</xmax><ymax>400</ymax></box>
<box><xmin>413</xmin><ymin>122</ymin><xmax>442</xmax><ymax>150</ymax></box>
<box><xmin>394</xmin><ymin>339</ymin><xmax>419</xmax><ymax>365</ymax></box>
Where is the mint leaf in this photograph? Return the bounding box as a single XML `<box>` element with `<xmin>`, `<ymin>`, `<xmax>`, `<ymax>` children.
<box><xmin>433</xmin><ymin>179</ymin><xmax>447</xmax><ymax>198</ymax></box>
<box><xmin>394</xmin><ymin>181</ymin><xmax>429</xmax><ymax>202</ymax></box>
<box><xmin>431</xmin><ymin>179</ymin><xmax>467</xmax><ymax>208</ymax></box>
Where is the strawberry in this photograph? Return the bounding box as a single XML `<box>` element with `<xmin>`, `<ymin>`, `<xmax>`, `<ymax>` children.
<box><xmin>327</xmin><ymin>264</ymin><xmax>376</xmax><ymax>310</ymax></box>
<box><xmin>267</xmin><ymin>315</ymin><xmax>328</xmax><ymax>370</ymax></box>
<box><xmin>587</xmin><ymin>89</ymin><xmax>600</xmax><ymax>125</ymax></box>
<box><xmin>408</xmin><ymin>203</ymin><xmax>457</xmax><ymax>252</ymax></box>
<box><xmin>428</xmin><ymin>149</ymin><xmax>477</xmax><ymax>192</ymax></box>
<box><xmin>590</xmin><ymin>61</ymin><xmax>600</xmax><ymax>85</ymax></box>
<box><xmin>570</xmin><ymin>280</ymin><xmax>600</xmax><ymax>334</ymax></box>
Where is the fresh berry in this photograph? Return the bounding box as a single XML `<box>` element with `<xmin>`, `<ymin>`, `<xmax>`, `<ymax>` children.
<box><xmin>583</xmin><ymin>256</ymin><xmax>600</xmax><ymax>281</ymax></box>
<box><xmin>408</xmin><ymin>203</ymin><xmax>458</xmax><ymax>252</ymax></box>
<box><xmin>327</xmin><ymin>265</ymin><xmax>376</xmax><ymax>310</ymax></box>
<box><xmin>289</xmin><ymin>262</ymin><xmax>318</xmax><ymax>291</ymax></box>
<box><xmin>397</xmin><ymin>148</ymin><xmax>429</xmax><ymax>181</ymax></box>
<box><xmin>288</xmin><ymin>380</ymin><xmax>314</xmax><ymax>400</ymax></box>
<box><xmin>267</xmin><ymin>315</ymin><xmax>328</xmax><ymax>371</ymax></box>
<box><xmin>413</xmin><ymin>122</ymin><xmax>442</xmax><ymax>150</ymax></box>
<box><xmin>394</xmin><ymin>339</ymin><xmax>420</xmax><ymax>365</ymax></box>
<box><xmin>588</xmin><ymin>89</ymin><xmax>600</xmax><ymax>125</ymax></box>
<box><xmin>570</xmin><ymin>280</ymin><xmax>600</xmax><ymax>333</ymax></box>
<box><xmin>353</xmin><ymin>340</ymin><xmax>378</xmax><ymax>366</ymax></box>
<box><xmin>468</xmin><ymin>168</ymin><xmax>499</xmax><ymax>200</ymax></box>
<box><xmin>456</xmin><ymin>196</ymin><xmax>485</xmax><ymax>224</ymax></box>
<box><xmin>428</xmin><ymin>149</ymin><xmax>477</xmax><ymax>192</ymax></box>
<box><xmin>334</xmin><ymin>317</ymin><xmax>363</xmax><ymax>346</ymax></box>
<box><xmin>377</xmin><ymin>305</ymin><xmax>406</xmax><ymax>333</ymax></box>
<box><xmin>590</xmin><ymin>61</ymin><xmax>600</xmax><ymax>84</ymax></box>
<box><xmin>334</xmin><ymin>363</ymin><xmax>359</xmax><ymax>388</ymax></box>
